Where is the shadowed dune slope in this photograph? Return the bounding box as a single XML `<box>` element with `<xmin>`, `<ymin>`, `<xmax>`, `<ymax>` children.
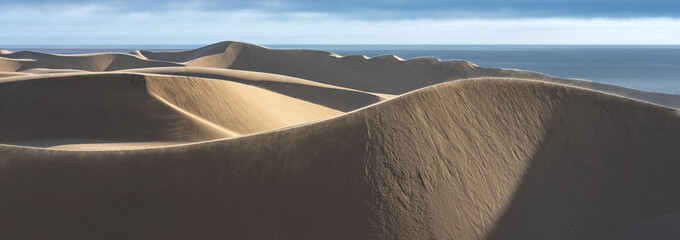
<box><xmin>182</xmin><ymin>41</ymin><xmax>541</xmax><ymax>94</ymax></box>
<box><xmin>0</xmin><ymin>74</ymin><xmax>230</xmax><ymax>148</ymax></box>
<box><xmin>0</xmin><ymin>51</ymin><xmax>182</xmax><ymax>71</ymax></box>
<box><xmin>183</xmin><ymin>42</ymin><xmax>680</xmax><ymax>108</ymax></box>
<box><xmin>152</xmin><ymin>41</ymin><xmax>680</xmax><ymax>108</ymax></box>
<box><xmin>0</xmin><ymin>73</ymin><xmax>341</xmax><ymax>149</ymax></box>
<box><xmin>1</xmin><ymin>78</ymin><xmax>679</xmax><ymax>239</ymax></box>
<box><xmin>137</xmin><ymin>41</ymin><xmax>231</xmax><ymax>63</ymax></box>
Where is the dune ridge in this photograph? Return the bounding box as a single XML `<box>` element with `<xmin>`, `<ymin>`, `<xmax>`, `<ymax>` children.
<box><xmin>0</xmin><ymin>42</ymin><xmax>679</xmax><ymax>239</ymax></box>
<box><xmin>3</xmin><ymin>41</ymin><xmax>679</xmax><ymax>108</ymax></box>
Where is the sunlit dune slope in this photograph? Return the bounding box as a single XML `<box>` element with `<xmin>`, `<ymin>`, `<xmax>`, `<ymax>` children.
<box><xmin>0</xmin><ymin>78</ymin><xmax>679</xmax><ymax>239</ymax></box>
<box><xmin>0</xmin><ymin>42</ymin><xmax>679</xmax><ymax>239</ymax></box>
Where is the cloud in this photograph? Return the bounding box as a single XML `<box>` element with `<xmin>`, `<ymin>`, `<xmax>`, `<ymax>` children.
<box><xmin>1</xmin><ymin>1</ymin><xmax>680</xmax><ymax>44</ymax></box>
<box><xmin>4</xmin><ymin>0</ymin><xmax>680</xmax><ymax>19</ymax></box>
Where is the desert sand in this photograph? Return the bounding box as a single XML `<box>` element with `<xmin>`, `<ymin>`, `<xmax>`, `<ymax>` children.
<box><xmin>0</xmin><ymin>41</ymin><xmax>679</xmax><ymax>239</ymax></box>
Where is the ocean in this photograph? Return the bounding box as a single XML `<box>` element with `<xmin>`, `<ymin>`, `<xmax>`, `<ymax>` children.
<box><xmin>3</xmin><ymin>45</ymin><xmax>679</xmax><ymax>94</ymax></box>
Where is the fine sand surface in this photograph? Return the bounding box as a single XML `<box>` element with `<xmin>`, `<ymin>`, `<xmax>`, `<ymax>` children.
<box><xmin>1</xmin><ymin>41</ymin><xmax>679</xmax><ymax>239</ymax></box>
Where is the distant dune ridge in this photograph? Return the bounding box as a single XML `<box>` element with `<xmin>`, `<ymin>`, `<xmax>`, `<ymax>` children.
<box><xmin>0</xmin><ymin>41</ymin><xmax>679</xmax><ymax>239</ymax></box>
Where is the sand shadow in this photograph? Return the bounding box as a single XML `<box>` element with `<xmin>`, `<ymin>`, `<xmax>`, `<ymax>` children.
<box><xmin>484</xmin><ymin>91</ymin><xmax>680</xmax><ymax>239</ymax></box>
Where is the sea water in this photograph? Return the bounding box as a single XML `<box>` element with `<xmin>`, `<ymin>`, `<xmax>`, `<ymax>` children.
<box><xmin>3</xmin><ymin>45</ymin><xmax>679</xmax><ymax>94</ymax></box>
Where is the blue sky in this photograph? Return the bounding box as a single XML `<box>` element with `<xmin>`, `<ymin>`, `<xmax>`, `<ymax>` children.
<box><xmin>1</xmin><ymin>0</ymin><xmax>679</xmax><ymax>44</ymax></box>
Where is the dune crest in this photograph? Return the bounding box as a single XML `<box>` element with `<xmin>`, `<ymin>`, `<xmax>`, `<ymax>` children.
<box><xmin>3</xmin><ymin>41</ymin><xmax>679</xmax><ymax>108</ymax></box>
<box><xmin>0</xmin><ymin>42</ymin><xmax>679</xmax><ymax>239</ymax></box>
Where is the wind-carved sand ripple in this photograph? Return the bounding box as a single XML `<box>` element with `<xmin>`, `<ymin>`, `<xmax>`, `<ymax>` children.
<box><xmin>0</xmin><ymin>41</ymin><xmax>679</xmax><ymax>239</ymax></box>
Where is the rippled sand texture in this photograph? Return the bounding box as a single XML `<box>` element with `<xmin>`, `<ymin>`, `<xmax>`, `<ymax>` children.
<box><xmin>1</xmin><ymin>41</ymin><xmax>680</xmax><ymax>239</ymax></box>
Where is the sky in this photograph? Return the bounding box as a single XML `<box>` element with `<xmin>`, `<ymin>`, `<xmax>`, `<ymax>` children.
<box><xmin>1</xmin><ymin>0</ymin><xmax>679</xmax><ymax>45</ymax></box>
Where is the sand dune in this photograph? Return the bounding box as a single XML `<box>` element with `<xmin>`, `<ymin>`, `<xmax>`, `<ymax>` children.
<box><xmin>0</xmin><ymin>42</ymin><xmax>679</xmax><ymax>239</ymax></box>
<box><xmin>137</xmin><ymin>41</ymin><xmax>232</xmax><ymax>63</ymax></box>
<box><xmin>124</xmin><ymin>67</ymin><xmax>387</xmax><ymax>111</ymax></box>
<box><xmin>3</xmin><ymin>41</ymin><xmax>679</xmax><ymax>108</ymax></box>
<box><xmin>0</xmin><ymin>72</ymin><xmax>27</xmax><ymax>78</ymax></box>
<box><xmin>0</xmin><ymin>74</ymin><xmax>231</xmax><ymax>148</ymax></box>
<box><xmin>0</xmin><ymin>72</ymin><xmax>341</xmax><ymax>149</ymax></box>
<box><xmin>0</xmin><ymin>56</ymin><xmax>23</xmax><ymax>72</ymax></box>
<box><xmin>0</xmin><ymin>51</ymin><xmax>182</xmax><ymax>71</ymax></box>
<box><xmin>144</xmin><ymin>74</ymin><xmax>342</xmax><ymax>134</ymax></box>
